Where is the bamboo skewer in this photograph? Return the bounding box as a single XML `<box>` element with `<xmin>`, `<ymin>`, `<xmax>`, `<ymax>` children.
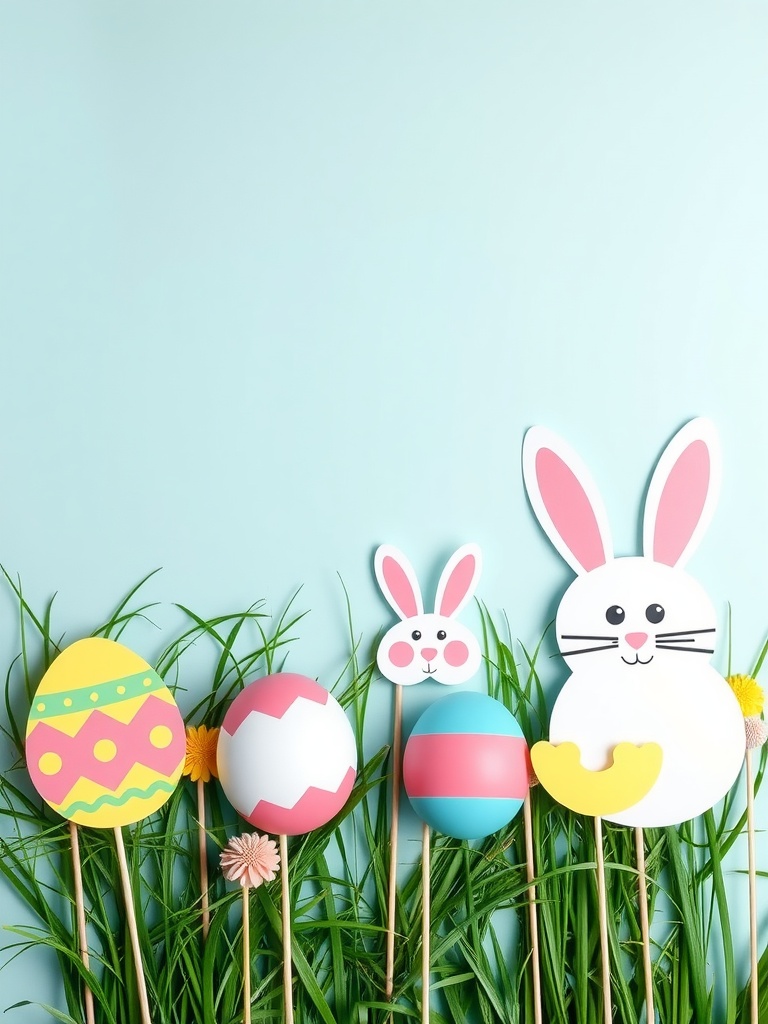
<box><xmin>746</xmin><ymin>749</ymin><xmax>758</xmax><ymax>1024</ymax></box>
<box><xmin>114</xmin><ymin>826</ymin><xmax>153</xmax><ymax>1024</ymax></box>
<box><xmin>385</xmin><ymin>684</ymin><xmax>404</xmax><ymax>1004</ymax></box>
<box><xmin>197</xmin><ymin>778</ymin><xmax>210</xmax><ymax>941</ymax></box>
<box><xmin>70</xmin><ymin>822</ymin><xmax>96</xmax><ymax>1024</ymax></box>
<box><xmin>421</xmin><ymin>823</ymin><xmax>430</xmax><ymax>1024</ymax></box>
<box><xmin>523</xmin><ymin>792</ymin><xmax>543</xmax><ymax>1024</ymax></box>
<box><xmin>280</xmin><ymin>834</ymin><xmax>295</xmax><ymax>1024</ymax></box>
<box><xmin>634</xmin><ymin>827</ymin><xmax>654</xmax><ymax>1024</ymax></box>
<box><xmin>242</xmin><ymin>886</ymin><xmax>251</xmax><ymax>1024</ymax></box>
<box><xmin>594</xmin><ymin>816</ymin><xmax>612</xmax><ymax>1024</ymax></box>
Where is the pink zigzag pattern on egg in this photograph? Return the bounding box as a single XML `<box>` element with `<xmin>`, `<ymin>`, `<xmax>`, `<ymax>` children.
<box><xmin>245</xmin><ymin>766</ymin><xmax>356</xmax><ymax>836</ymax></box>
<box><xmin>222</xmin><ymin>674</ymin><xmax>328</xmax><ymax>734</ymax></box>
<box><xmin>26</xmin><ymin>696</ymin><xmax>186</xmax><ymax>805</ymax></box>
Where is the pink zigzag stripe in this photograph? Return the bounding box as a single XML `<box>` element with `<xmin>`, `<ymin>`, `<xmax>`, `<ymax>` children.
<box><xmin>244</xmin><ymin>766</ymin><xmax>356</xmax><ymax>836</ymax></box>
<box><xmin>27</xmin><ymin>696</ymin><xmax>186</xmax><ymax>805</ymax></box>
<box><xmin>222</xmin><ymin>673</ymin><xmax>328</xmax><ymax>735</ymax></box>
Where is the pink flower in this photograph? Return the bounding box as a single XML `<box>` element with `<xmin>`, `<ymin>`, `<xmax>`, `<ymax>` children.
<box><xmin>220</xmin><ymin>833</ymin><xmax>281</xmax><ymax>889</ymax></box>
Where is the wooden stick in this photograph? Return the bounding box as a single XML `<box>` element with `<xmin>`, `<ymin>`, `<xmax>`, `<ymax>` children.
<box><xmin>197</xmin><ymin>778</ymin><xmax>210</xmax><ymax>941</ymax></box>
<box><xmin>69</xmin><ymin>822</ymin><xmax>96</xmax><ymax>1024</ymax></box>
<box><xmin>421</xmin><ymin>823</ymin><xmax>430</xmax><ymax>1024</ymax></box>
<box><xmin>242</xmin><ymin>886</ymin><xmax>251</xmax><ymax>1024</ymax></box>
<box><xmin>634</xmin><ymin>827</ymin><xmax>654</xmax><ymax>1024</ymax></box>
<box><xmin>385</xmin><ymin>684</ymin><xmax>404</xmax><ymax>1003</ymax></box>
<box><xmin>114</xmin><ymin>827</ymin><xmax>152</xmax><ymax>1024</ymax></box>
<box><xmin>280</xmin><ymin>834</ymin><xmax>294</xmax><ymax>1024</ymax></box>
<box><xmin>746</xmin><ymin>749</ymin><xmax>758</xmax><ymax>1024</ymax></box>
<box><xmin>523</xmin><ymin>792</ymin><xmax>543</xmax><ymax>1024</ymax></box>
<box><xmin>594</xmin><ymin>816</ymin><xmax>612</xmax><ymax>1024</ymax></box>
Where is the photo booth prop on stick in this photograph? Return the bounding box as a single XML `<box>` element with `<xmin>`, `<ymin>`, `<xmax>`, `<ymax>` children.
<box><xmin>217</xmin><ymin>672</ymin><xmax>357</xmax><ymax>1024</ymax></box>
<box><xmin>220</xmin><ymin>832</ymin><xmax>281</xmax><ymax>1024</ymax></box>
<box><xmin>403</xmin><ymin>690</ymin><xmax>541</xmax><ymax>1024</ymax></box>
<box><xmin>727</xmin><ymin>673</ymin><xmax>768</xmax><ymax>1024</ymax></box>
<box><xmin>373</xmin><ymin>543</ymin><xmax>482</xmax><ymax>1004</ymax></box>
<box><xmin>25</xmin><ymin>637</ymin><xmax>187</xmax><ymax>1024</ymax></box>
<box><xmin>523</xmin><ymin>418</ymin><xmax>745</xmax><ymax>1024</ymax></box>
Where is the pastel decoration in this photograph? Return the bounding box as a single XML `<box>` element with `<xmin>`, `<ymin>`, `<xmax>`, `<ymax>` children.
<box><xmin>26</xmin><ymin>637</ymin><xmax>186</xmax><ymax>828</ymax></box>
<box><xmin>403</xmin><ymin>691</ymin><xmax>530</xmax><ymax>840</ymax></box>
<box><xmin>530</xmin><ymin>741</ymin><xmax>662</xmax><ymax>817</ymax></box>
<box><xmin>522</xmin><ymin>418</ymin><xmax>745</xmax><ymax>827</ymax></box>
<box><xmin>374</xmin><ymin>544</ymin><xmax>483</xmax><ymax>686</ymax></box>
<box><xmin>217</xmin><ymin>673</ymin><xmax>357</xmax><ymax>836</ymax></box>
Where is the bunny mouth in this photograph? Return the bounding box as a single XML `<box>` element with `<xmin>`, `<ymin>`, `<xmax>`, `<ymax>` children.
<box><xmin>621</xmin><ymin>654</ymin><xmax>654</xmax><ymax>666</ymax></box>
<box><xmin>422</xmin><ymin>665</ymin><xmax>437</xmax><ymax>675</ymax></box>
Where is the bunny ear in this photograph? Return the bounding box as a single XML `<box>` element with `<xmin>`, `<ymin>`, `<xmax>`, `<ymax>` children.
<box><xmin>374</xmin><ymin>545</ymin><xmax>424</xmax><ymax>620</ymax></box>
<box><xmin>522</xmin><ymin>426</ymin><xmax>613</xmax><ymax>575</ymax></box>
<box><xmin>643</xmin><ymin>417</ymin><xmax>721</xmax><ymax>568</ymax></box>
<box><xmin>434</xmin><ymin>544</ymin><xmax>482</xmax><ymax>617</ymax></box>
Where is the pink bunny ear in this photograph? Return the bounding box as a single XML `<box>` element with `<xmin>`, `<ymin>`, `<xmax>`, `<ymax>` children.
<box><xmin>374</xmin><ymin>545</ymin><xmax>424</xmax><ymax>620</ymax></box>
<box><xmin>522</xmin><ymin>427</ymin><xmax>613</xmax><ymax>575</ymax></box>
<box><xmin>434</xmin><ymin>544</ymin><xmax>482</xmax><ymax>617</ymax></box>
<box><xmin>643</xmin><ymin>418</ymin><xmax>721</xmax><ymax>568</ymax></box>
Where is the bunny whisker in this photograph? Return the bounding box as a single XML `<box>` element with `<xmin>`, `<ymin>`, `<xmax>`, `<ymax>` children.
<box><xmin>654</xmin><ymin>627</ymin><xmax>716</xmax><ymax>638</ymax></box>
<box><xmin>654</xmin><ymin>643</ymin><xmax>714</xmax><ymax>654</ymax></box>
<box><xmin>561</xmin><ymin>643</ymin><xmax>619</xmax><ymax>656</ymax></box>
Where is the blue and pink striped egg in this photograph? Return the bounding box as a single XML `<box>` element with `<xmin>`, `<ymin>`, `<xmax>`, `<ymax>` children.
<box><xmin>403</xmin><ymin>691</ymin><xmax>530</xmax><ymax>840</ymax></box>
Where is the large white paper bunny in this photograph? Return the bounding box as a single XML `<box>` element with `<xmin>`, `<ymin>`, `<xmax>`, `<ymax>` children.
<box><xmin>374</xmin><ymin>544</ymin><xmax>483</xmax><ymax>686</ymax></box>
<box><xmin>523</xmin><ymin>418</ymin><xmax>745</xmax><ymax>827</ymax></box>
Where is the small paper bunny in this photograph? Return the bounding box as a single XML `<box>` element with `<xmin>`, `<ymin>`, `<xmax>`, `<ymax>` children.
<box><xmin>374</xmin><ymin>544</ymin><xmax>482</xmax><ymax>686</ymax></box>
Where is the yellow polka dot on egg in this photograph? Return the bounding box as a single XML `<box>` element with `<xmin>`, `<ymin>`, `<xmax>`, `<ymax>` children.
<box><xmin>150</xmin><ymin>725</ymin><xmax>173</xmax><ymax>749</ymax></box>
<box><xmin>93</xmin><ymin>739</ymin><xmax>117</xmax><ymax>762</ymax></box>
<box><xmin>143</xmin><ymin>677</ymin><xmax>152</xmax><ymax>688</ymax></box>
<box><xmin>36</xmin><ymin>702</ymin><xmax>45</xmax><ymax>712</ymax></box>
<box><xmin>90</xmin><ymin>692</ymin><xmax>99</xmax><ymax>703</ymax></box>
<box><xmin>117</xmin><ymin>685</ymin><xmax>126</xmax><ymax>695</ymax></box>
<box><xmin>63</xmin><ymin>698</ymin><xmax>72</xmax><ymax>707</ymax></box>
<box><xmin>38</xmin><ymin>752</ymin><xmax>62</xmax><ymax>776</ymax></box>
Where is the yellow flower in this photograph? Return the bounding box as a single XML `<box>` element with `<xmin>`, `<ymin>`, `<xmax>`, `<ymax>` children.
<box><xmin>726</xmin><ymin>674</ymin><xmax>764</xmax><ymax>718</ymax></box>
<box><xmin>183</xmin><ymin>724</ymin><xmax>220</xmax><ymax>783</ymax></box>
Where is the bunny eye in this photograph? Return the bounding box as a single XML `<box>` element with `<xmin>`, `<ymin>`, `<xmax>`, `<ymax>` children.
<box><xmin>605</xmin><ymin>605</ymin><xmax>625</xmax><ymax>625</ymax></box>
<box><xmin>646</xmin><ymin>604</ymin><xmax>665</xmax><ymax>624</ymax></box>
<box><xmin>411</xmin><ymin>630</ymin><xmax>422</xmax><ymax>641</ymax></box>
<box><xmin>437</xmin><ymin>629</ymin><xmax>447</xmax><ymax>641</ymax></box>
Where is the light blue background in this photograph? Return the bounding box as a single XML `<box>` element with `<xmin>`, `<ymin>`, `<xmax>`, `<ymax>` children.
<box><xmin>2</xmin><ymin>2</ymin><xmax>768</xmax><ymax>1016</ymax></box>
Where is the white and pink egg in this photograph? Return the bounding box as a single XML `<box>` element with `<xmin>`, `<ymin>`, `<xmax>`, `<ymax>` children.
<box><xmin>217</xmin><ymin>673</ymin><xmax>357</xmax><ymax>836</ymax></box>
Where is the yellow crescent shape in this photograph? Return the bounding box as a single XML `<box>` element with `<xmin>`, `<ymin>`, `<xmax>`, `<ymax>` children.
<box><xmin>530</xmin><ymin>740</ymin><xmax>663</xmax><ymax>817</ymax></box>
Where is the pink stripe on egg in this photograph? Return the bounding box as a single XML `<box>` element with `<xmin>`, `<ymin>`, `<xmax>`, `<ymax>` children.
<box><xmin>404</xmin><ymin>734</ymin><xmax>530</xmax><ymax>799</ymax></box>
<box><xmin>222</xmin><ymin>673</ymin><xmax>328</xmax><ymax>734</ymax></box>
<box><xmin>246</xmin><ymin>766</ymin><xmax>356</xmax><ymax>836</ymax></box>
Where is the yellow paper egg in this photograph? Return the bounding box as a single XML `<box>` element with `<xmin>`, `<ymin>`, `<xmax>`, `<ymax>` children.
<box><xmin>25</xmin><ymin>637</ymin><xmax>186</xmax><ymax>828</ymax></box>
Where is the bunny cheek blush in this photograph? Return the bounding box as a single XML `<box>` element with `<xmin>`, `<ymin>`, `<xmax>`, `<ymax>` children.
<box><xmin>374</xmin><ymin>544</ymin><xmax>483</xmax><ymax>687</ymax></box>
<box><xmin>523</xmin><ymin>418</ymin><xmax>746</xmax><ymax>828</ymax></box>
<box><xmin>403</xmin><ymin>691</ymin><xmax>530</xmax><ymax>840</ymax></box>
<box><xmin>217</xmin><ymin>673</ymin><xmax>357</xmax><ymax>836</ymax></box>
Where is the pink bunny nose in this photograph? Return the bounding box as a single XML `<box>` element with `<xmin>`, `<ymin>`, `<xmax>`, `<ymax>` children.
<box><xmin>421</xmin><ymin>647</ymin><xmax>438</xmax><ymax>661</ymax></box>
<box><xmin>625</xmin><ymin>632</ymin><xmax>648</xmax><ymax>650</ymax></box>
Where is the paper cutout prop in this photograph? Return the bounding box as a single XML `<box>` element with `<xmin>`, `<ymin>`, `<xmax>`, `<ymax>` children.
<box><xmin>531</xmin><ymin>741</ymin><xmax>662</xmax><ymax>817</ymax></box>
<box><xmin>374</xmin><ymin>544</ymin><xmax>483</xmax><ymax>686</ymax></box>
<box><xmin>523</xmin><ymin>418</ymin><xmax>745</xmax><ymax>827</ymax></box>
<box><xmin>26</xmin><ymin>637</ymin><xmax>186</xmax><ymax>827</ymax></box>
<box><xmin>217</xmin><ymin>673</ymin><xmax>357</xmax><ymax>836</ymax></box>
<box><xmin>403</xmin><ymin>691</ymin><xmax>530</xmax><ymax>839</ymax></box>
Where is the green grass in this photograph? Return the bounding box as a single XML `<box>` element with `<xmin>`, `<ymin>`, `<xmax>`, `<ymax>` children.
<box><xmin>0</xmin><ymin>575</ymin><xmax>766</xmax><ymax>1023</ymax></box>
